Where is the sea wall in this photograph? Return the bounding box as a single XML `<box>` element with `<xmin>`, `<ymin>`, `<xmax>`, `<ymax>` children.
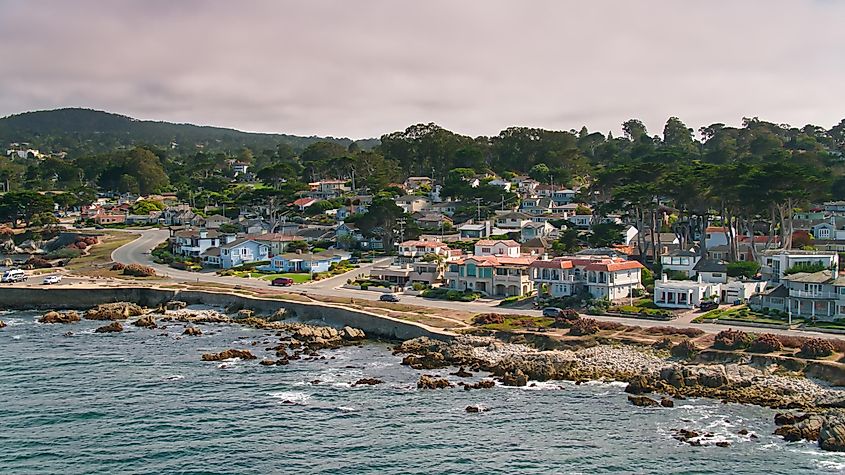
<box><xmin>0</xmin><ymin>286</ymin><xmax>452</xmax><ymax>342</ymax></box>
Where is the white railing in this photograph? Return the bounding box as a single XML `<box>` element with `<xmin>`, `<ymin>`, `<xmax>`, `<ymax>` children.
<box><xmin>788</xmin><ymin>289</ymin><xmax>840</xmax><ymax>299</ymax></box>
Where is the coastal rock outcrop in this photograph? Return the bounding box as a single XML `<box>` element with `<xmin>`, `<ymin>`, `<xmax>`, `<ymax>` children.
<box><xmin>84</xmin><ymin>302</ymin><xmax>144</xmax><ymax>321</ymax></box>
<box><xmin>165</xmin><ymin>301</ymin><xmax>187</xmax><ymax>311</ymax></box>
<box><xmin>132</xmin><ymin>315</ymin><xmax>157</xmax><ymax>329</ymax></box>
<box><xmin>201</xmin><ymin>349</ymin><xmax>257</xmax><ymax>361</ymax></box>
<box><xmin>628</xmin><ymin>395</ymin><xmax>660</xmax><ymax>407</ymax></box>
<box><xmin>353</xmin><ymin>378</ymin><xmax>384</xmax><ymax>386</ymax></box>
<box><xmin>417</xmin><ymin>375</ymin><xmax>453</xmax><ymax>389</ymax></box>
<box><xmin>340</xmin><ymin>326</ymin><xmax>366</xmax><ymax>340</ymax></box>
<box><xmin>94</xmin><ymin>322</ymin><xmax>124</xmax><ymax>333</ymax></box>
<box><xmin>774</xmin><ymin>415</ymin><xmax>824</xmax><ymax>442</ymax></box>
<box><xmin>465</xmin><ymin>405</ymin><xmax>488</xmax><ymax>413</ymax></box>
<box><xmin>820</xmin><ymin>417</ymin><xmax>845</xmax><ymax>452</ymax></box>
<box><xmin>182</xmin><ymin>327</ymin><xmax>202</xmax><ymax>336</ymax></box>
<box><xmin>39</xmin><ymin>311</ymin><xmax>81</xmax><ymax>324</ymax></box>
<box><xmin>0</xmin><ymin>320</ymin><xmax>6</xmax><ymax>328</ymax></box>
<box><xmin>461</xmin><ymin>380</ymin><xmax>496</xmax><ymax>390</ymax></box>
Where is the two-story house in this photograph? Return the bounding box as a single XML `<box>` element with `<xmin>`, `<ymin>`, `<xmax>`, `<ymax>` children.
<box><xmin>171</xmin><ymin>229</ymin><xmax>232</xmax><ymax>258</ymax></box>
<box><xmin>519</xmin><ymin>197</ymin><xmax>554</xmax><ymax>216</ymax></box>
<box><xmin>218</xmin><ymin>239</ymin><xmax>271</xmax><ymax>269</ymax></box>
<box><xmin>752</xmin><ymin>270</ymin><xmax>845</xmax><ymax>321</ymax></box>
<box><xmin>759</xmin><ymin>249</ymin><xmax>839</xmax><ymax>283</ymax></box>
<box><xmin>494</xmin><ymin>211</ymin><xmax>532</xmax><ymax>230</ymax></box>
<box><xmin>521</xmin><ymin>221</ymin><xmax>555</xmax><ymax>242</ymax></box>
<box><xmin>445</xmin><ymin>255</ymin><xmax>536</xmax><ymax>297</ymax></box>
<box><xmin>474</xmin><ymin>239</ymin><xmax>521</xmax><ymax>257</ymax></box>
<box><xmin>530</xmin><ymin>256</ymin><xmax>643</xmax><ymax>302</ymax></box>
<box><xmin>396</xmin><ymin>195</ymin><xmax>432</xmax><ymax>214</ymax></box>
<box><xmin>660</xmin><ymin>250</ymin><xmax>700</xmax><ymax>278</ymax></box>
<box><xmin>812</xmin><ymin>217</ymin><xmax>845</xmax><ymax>241</ymax></box>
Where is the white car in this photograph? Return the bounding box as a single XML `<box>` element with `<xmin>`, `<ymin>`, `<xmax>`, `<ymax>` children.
<box><xmin>42</xmin><ymin>275</ymin><xmax>63</xmax><ymax>285</ymax></box>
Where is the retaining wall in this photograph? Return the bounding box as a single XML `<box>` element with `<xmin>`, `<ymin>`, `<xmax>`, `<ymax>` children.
<box><xmin>0</xmin><ymin>286</ymin><xmax>452</xmax><ymax>341</ymax></box>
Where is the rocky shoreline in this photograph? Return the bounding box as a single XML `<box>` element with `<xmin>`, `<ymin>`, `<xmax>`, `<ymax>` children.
<box><xmin>14</xmin><ymin>300</ymin><xmax>845</xmax><ymax>452</ymax></box>
<box><xmin>394</xmin><ymin>335</ymin><xmax>845</xmax><ymax>452</ymax></box>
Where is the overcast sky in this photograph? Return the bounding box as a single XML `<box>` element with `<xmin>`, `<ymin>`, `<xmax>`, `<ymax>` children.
<box><xmin>1</xmin><ymin>0</ymin><xmax>844</xmax><ymax>139</ymax></box>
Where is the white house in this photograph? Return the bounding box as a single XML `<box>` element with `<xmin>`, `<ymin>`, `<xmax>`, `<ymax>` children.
<box><xmin>530</xmin><ymin>256</ymin><xmax>643</xmax><ymax>302</ymax></box>
<box><xmin>494</xmin><ymin>211</ymin><xmax>532</xmax><ymax>230</ymax></box>
<box><xmin>396</xmin><ymin>195</ymin><xmax>431</xmax><ymax>214</ymax></box>
<box><xmin>704</xmin><ymin>226</ymin><xmax>735</xmax><ymax>249</ymax></box>
<box><xmin>474</xmin><ymin>239</ymin><xmax>521</xmax><ymax>257</ymax></box>
<box><xmin>759</xmin><ymin>249</ymin><xmax>840</xmax><ymax>283</ymax></box>
<box><xmin>692</xmin><ymin>258</ymin><xmax>728</xmax><ymax>284</ymax></box>
<box><xmin>654</xmin><ymin>275</ymin><xmax>721</xmax><ymax>309</ymax></box>
<box><xmin>218</xmin><ymin>239</ymin><xmax>271</xmax><ymax>269</ymax></box>
<box><xmin>660</xmin><ymin>250</ymin><xmax>700</xmax><ymax>278</ymax></box>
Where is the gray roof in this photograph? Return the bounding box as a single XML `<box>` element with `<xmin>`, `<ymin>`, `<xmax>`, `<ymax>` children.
<box><xmin>785</xmin><ymin>270</ymin><xmax>835</xmax><ymax>283</ymax></box>
<box><xmin>764</xmin><ymin>284</ymin><xmax>788</xmax><ymax>298</ymax></box>
<box><xmin>669</xmin><ymin>249</ymin><xmax>697</xmax><ymax>257</ymax></box>
<box><xmin>220</xmin><ymin>238</ymin><xmax>265</xmax><ymax>250</ymax></box>
<box><xmin>693</xmin><ymin>258</ymin><xmax>727</xmax><ymax>273</ymax></box>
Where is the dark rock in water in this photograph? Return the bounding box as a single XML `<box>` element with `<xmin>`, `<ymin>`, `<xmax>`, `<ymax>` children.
<box><xmin>132</xmin><ymin>315</ymin><xmax>157</xmax><ymax>329</ymax></box>
<box><xmin>63</xmin><ymin>331</ymin><xmax>73</xmax><ymax>336</ymax></box>
<box><xmin>340</xmin><ymin>326</ymin><xmax>366</xmax><ymax>341</ymax></box>
<box><xmin>450</xmin><ymin>366</ymin><xmax>473</xmax><ymax>378</ymax></box>
<box><xmin>259</xmin><ymin>359</ymin><xmax>276</xmax><ymax>366</ymax></box>
<box><xmin>310</xmin><ymin>380</ymin><xmax>321</xmax><ymax>385</ymax></box>
<box><xmin>628</xmin><ymin>395</ymin><xmax>660</xmax><ymax>407</ymax></box>
<box><xmin>182</xmin><ymin>327</ymin><xmax>202</xmax><ymax>336</ymax></box>
<box><xmin>774</xmin><ymin>412</ymin><xmax>810</xmax><ymax>426</ymax></box>
<box><xmin>402</xmin><ymin>353</ymin><xmax>448</xmax><ymax>370</ymax></box>
<box><xmin>85</xmin><ymin>302</ymin><xmax>143</xmax><ymax>321</ymax></box>
<box><xmin>774</xmin><ymin>415</ymin><xmax>823</xmax><ymax>442</ymax></box>
<box><xmin>201</xmin><ymin>349</ymin><xmax>256</xmax><ymax>361</ymax></box>
<box><xmin>819</xmin><ymin>417</ymin><xmax>845</xmax><ymax>452</ymax></box>
<box><xmin>737</xmin><ymin>429</ymin><xmax>750</xmax><ymax>436</ymax></box>
<box><xmin>715</xmin><ymin>441</ymin><xmax>730</xmax><ymax>448</ymax></box>
<box><xmin>660</xmin><ymin>397</ymin><xmax>674</xmax><ymax>408</ymax></box>
<box><xmin>501</xmin><ymin>370</ymin><xmax>528</xmax><ymax>387</ymax></box>
<box><xmin>353</xmin><ymin>378</ymin><xmax>384</xmax><ymax>386</ymax></box>
<box><xmin>463</xmin><ymin>379</ymin><xmax>496</xmax><ymax>391</ymax></box>
<box><xmin>624</xmin><ymin>376</ymin><xmax>653</xmax><ymax>395</ymax></box>
<box><xmin>39</xmin><ymin>311</ymin><xmax>80</xmax><ymax>324</ymax></box>
<box><xmin>672</xmin><ymin>429</ymin><xmax>701</xmax><ymax>446</ymax></box>
<box><xmin>417</xmin><ymin>374</ymin><xmax>453</xmax><ymax>390</ymax></box>
<box><xmin>465</xmin><ymin>405</ymin><xmax>488</xmax><ymax>413</ymax></box>
<box><xmin>275</xmin><ymin>359</ymin><xmax>289</xmax><ymax>366</ymax></box>
<box><xmin>0</xmin><ymin>320</ymin><xmax>6</xmax><ymax>328</ymax></box>
<box><xmin>94</xmin><ymin>322</ymin><xmax>123</xmax><ymax>333</ymax></box>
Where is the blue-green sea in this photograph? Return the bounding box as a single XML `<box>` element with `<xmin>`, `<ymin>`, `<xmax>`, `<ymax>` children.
<box><xmin>1</xmin><ymin>310</ymin><xmax>844</xmax><ymax>474</ymax></box>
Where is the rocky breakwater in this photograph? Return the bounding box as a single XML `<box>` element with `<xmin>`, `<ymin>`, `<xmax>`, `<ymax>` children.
<box><xmin>84</xmin><ymin>303</ymin><xmax>144</xmax><ymax>321</ymax></box>
<box><xmin>771</xmin><ymin>411</ymin><xmax>845</xmax><ymax>452</ymax></box>
<box><xmin>38</xmin><ymin>311</ymin><xmax>81</xmax><ymax>324</ymax></box>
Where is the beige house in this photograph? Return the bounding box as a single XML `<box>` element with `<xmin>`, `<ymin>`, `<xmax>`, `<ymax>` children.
<box><xmin>445</xmin><ymin>255</ymin><xmax>536</xmax><ymax>297</ymax></box>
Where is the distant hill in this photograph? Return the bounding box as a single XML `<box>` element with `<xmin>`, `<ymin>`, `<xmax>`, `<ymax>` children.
<box><xmin>0</xmin><ymin>108</ymin><xmax>378</xmax><ymax>156</ymax></box>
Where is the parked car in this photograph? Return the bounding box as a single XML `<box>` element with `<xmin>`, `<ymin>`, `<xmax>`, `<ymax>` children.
<box><xmin>270</xmin><ymin>277</ymin><xmax>295</xmax><ymax>287</ymax></box>
<box><xmin>348</xmin><ymin>257</ymin><xmax>360</xmax><ymax>264</ymax></box>
<box><xmin>379</xmin><ymin>293</ymin><xmax>400</xmax><ymax>303</ymax></box>
<box><xmin>542</xmin><ymin>307</ymin><xmax>564</xmax><ymax>317</ymax></box>
<box><xmin>699</xmin><ymin>301</ymin><xmax>719</xmax><ymax>311</ymax></box>
<box><xmin>42</xmin><ymin>275</ymin><xmax>63</xmax><ymax>285</ymax></box>
<box><xmin>1</xmin><ymin>269</ymin><xmax>27</xmax><ymax>283</ymax></box>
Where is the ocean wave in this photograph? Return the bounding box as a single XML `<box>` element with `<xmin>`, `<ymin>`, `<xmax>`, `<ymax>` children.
<box><xmin>268</xmin><ymin>391</ymin><xmax>310</xmax><ymax>405</ymax></box>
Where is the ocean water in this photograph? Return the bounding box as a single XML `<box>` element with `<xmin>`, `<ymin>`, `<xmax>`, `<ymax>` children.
<box><xmin>1</xmin><ymin>310</ymin><xmax>844</xmax><ymax>475</ymax></box>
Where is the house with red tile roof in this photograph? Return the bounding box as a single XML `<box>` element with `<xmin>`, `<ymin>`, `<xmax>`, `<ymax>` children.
<box><xmin>530</xmin><ymin>256</ymin><xmax>644</xmax><ymax>302</ymax></box>
<box><xmin>445</xmin><ymin>254</ymin><xmax>537</xmax><ymax>297</ymax></box>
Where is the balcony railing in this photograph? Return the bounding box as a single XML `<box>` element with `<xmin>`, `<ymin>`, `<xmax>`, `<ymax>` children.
<box><xmin>789</xmin><ymin>289</ymin><xmax>840</xmax><ymax>300</ymax></box>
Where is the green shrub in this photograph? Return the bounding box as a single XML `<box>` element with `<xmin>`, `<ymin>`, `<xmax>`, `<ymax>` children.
<box><xmin>46</xmin><ymin>248</ymin><xmax>83</xmax><ymax>259</ymax></box>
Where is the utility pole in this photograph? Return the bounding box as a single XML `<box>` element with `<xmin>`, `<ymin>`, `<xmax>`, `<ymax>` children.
<box><xmin>474</xmin><ymin>198</ymin><xmax>483</xmax><ymax>222</ymax></box>
<box><xmin>501</xmin><ymin>195</ymin><xmax>505</xmax><ymax>211</ymax></box>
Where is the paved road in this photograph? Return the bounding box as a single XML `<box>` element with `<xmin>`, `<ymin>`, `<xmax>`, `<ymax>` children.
<box><xmin>104</xmin><ymin>228</ymin><xmax>845</xmax><ymax>339</ymax></box>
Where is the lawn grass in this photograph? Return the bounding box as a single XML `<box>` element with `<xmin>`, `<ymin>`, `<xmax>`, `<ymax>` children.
<box><xmin>696</xmin><ymin>305</ymin><xmax>804</xmax><ymax>326</ymax></box>
<box><xmin>66</xmin><ymin>232</ymin><xmax>138</xmax><ymax>271</ymax></box>
<box><xmin>482</xmin><ymin>315</ymin><xmax>555</xmax><ymax>332</ymax></box>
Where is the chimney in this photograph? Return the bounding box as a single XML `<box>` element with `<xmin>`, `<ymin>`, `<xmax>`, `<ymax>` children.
<box><xmin>662</xmin><ymin>273</ymin><xmax>668</xmax><ymax>283</ymax></box>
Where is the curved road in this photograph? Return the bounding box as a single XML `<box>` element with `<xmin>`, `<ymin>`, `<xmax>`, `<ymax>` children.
<box><xmin>110</xmin><ymin>229</ymin><xmax>844</xmax><ymax>339</ymax></box>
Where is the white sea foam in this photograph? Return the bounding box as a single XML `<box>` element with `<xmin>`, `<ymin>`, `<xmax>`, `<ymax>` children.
<box><xmin>11</xmin><ymin>335</ymin><xmax>21</xmax><ymax>340</ymax></box>
<box><xmin>336</xmin><ymin>406</ymin><xmax>357</xmax><ymax>412</ymax></box>
<box><xmin>268</xmin><ymin>391</ymin><xmax>310</xmax><ymax>404</ymax></box>
<box><xmin>816</xmin><ymin>460</ymin><xmax>845</xmax><ymax>471</ymax></box>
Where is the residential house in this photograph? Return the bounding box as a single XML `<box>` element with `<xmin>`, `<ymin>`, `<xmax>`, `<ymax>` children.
<box><xmin>487</xmin><ymin>178</ymin><xmax>513</xmax><ymax>191</ymax></box>
<box><xmin>445</xmin><ymin>255</ymin><xmax>536</xmax><ymax>297</ymax></box>
<box><xmin>308</xmin><ymin>179</ymin><xmax>350</xmax><ymax>199</ymax></box>
<box><xmin>530</xmin><ymin>256</ymin><xmax>643</xmax><ymax>302</ymax></box>
<box><xmin>458</xmin><ymin>221</ymin><xmax>492</xmax><ymax>239</ymax></box>
<box><xmin>812</xmin><ymin>217</ymin><xmax>845</xmax><ymax>241</ymax></box>
<box><xmin>232</xmin><ymin>162</ymin><xmax>249</xmax><ymax>176</ymax></box>
<box><xmin>521</xmin><ymin>221</ymin><xmax>555</xmax><ymax>242</ymax></box>
<box><xmin>550</xmin><ymin>189</ymin><xmax>577</xmax><ymax>205</ymax></box>
<box><xmin>292</xmin><ymin>197</ymin><xmax>320</xmax><ymax>212</ymax></box>
<box><xmin>660</xmin><ymin>250</ymin><xmax>701</xmax><ymax>278</ymax></box>
<box><xmin>92</xmin><ymin>211</ymin><xmax>126</xmax><ymax>225</ymax></box>
<box><xmin>398</xmin><ymin>240</ymin><xmax>452</xmax><ymax>260</ymax></box>
<box><xmin>494</xmin><ymin>211</ymin><xmax>532</xmax><ymax>230</ymax></box>
<box><xmin>205</xmin><ymin>214</ymin><xmax>232</xmax><ymax>229</ymax></box>
<box><xmin>723</xmin><ymin>280</ymin><xmax>767</xmax><ymax>304</ymax></box>
<box><xmin>171</xmin><ymin>229</ymin><xmax>232</xmax><ymax>258</ymax></box>
<box><xmin>218</xmin><ymin>239</ymin><xmax>271</xmax><ymax>269</ymax></box>
<box><xmin>514</xmin><ymin>177</ymin><xmax>540</xmax><ymax>196</ymax></box>
<box><xmin>248</xmin><ymin>233</ymin><xmax>301</xmax><ymax>256</ymax></box>
<box><xmin>396</xmin><ymin>195</ymin><xmax>431</xmax><ymax>214</ymax></box>
<box><xmin>704</xmin><ymin>226</ymin><xmax>735</xmax><ymax>249</ymax></box>
<box><xmin>823</xmin><ymin>201</ymin><xmax>845</xmax><ymax>214</ymax></box>
<box><xmin>751</xmin><ymin>270</ymin><xmax>845</xmax><ymax>321</ymax></box>
<box><xmin>404</xmin><ymin>176</ymin><xmax>432</xmax><ymax>191</ymax></box>
<box><xmin>335</xmin><ymin>223</ymin><xmax>383</xmax><ymax>250</ymax></box>
<box><xmin>520</xmin><ymin>197</ymin><xmax>553</xmax><ymax>215</ymax></box>
<box><xmin>162</xmin><ymin>205</ymin><xmax>196</xmax><ymax>226</ymax></box>
<box><xmin>654</xmin><ymin>275</ymin><xmax>721</xmax><ymax>309</ymax></box>
<box><xmin>431</xmin><ymin>201</ymin><xmax>461</xmax><ymax>216</ymax></box>
<box><xmin>759</xmin><ymin>249</ymin><xmax>839</xmax><ymax>283</ymax></box>
<box><xmin>370</xmin><ymin>260</ymin><xmax>445</xmax><ymax>287</ymax></box>
<box><xmin>414</xmin><ymin>212</ymin><xmax>453</xmax><ymax>230</ymax></box>
<box><xmin>262</xmin><ymin>250</ymin><xmax>350</xmax><ymax>274</ymax></box>
<box><xmin>474</xmin><ymin>239</ymin><xmax>521</xmax><ymax>257</ymax></box>
<box><xmin>521</xmin><ymin>237</ymin><xmax>552</xmax><ymax>256</ymax></box>
<box><xmin>567</xmin><ymin>214</ymin><xmax>592</xmax><ymax>229</ymax></box>
<box><xmin>692</xmin><ymin>258</ymin><xmax>728</xmax><ymax>284</ymax></box>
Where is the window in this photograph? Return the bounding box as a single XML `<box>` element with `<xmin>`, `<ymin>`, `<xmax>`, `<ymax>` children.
<box><xmin>712</xmin><ymin>273</ymin><xmax>722</xmax><ymax>278</ymax></box>
<box><xmin>496</xmin><ymin>268</ymin><xmax>508</xmax><ymax>276</ymax></box>
<box><xmin>482</xmin><ymin>248</ymin><xmax>490</xmax><ymax>253</ymax></box>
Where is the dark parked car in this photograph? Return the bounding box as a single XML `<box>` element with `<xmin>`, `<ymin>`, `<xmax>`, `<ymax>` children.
<box><xmin>379</xmin><ymin>294</ymin><xmax>400</xmax><ymax>302</ymax></box>
<box><xmin>270</xmin><ymin>277</ymin><xmax>294</xmax><ymax>287</ymax></box>
<box><xmin>699</xmin><ymin>301</ymin><xmax>719</xmax><ymax>311</ymax></box>
<box><xmin>542</xmin><ymin>307</ymin><xmax>564</xmax><ymax>317</ymax></box>
<box><xmin>348</xmin><ymin>257</ymin><xmax>360</xmax><ymax>264</ymax></box>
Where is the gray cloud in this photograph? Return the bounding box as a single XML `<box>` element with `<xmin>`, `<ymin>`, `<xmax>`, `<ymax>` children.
<box><xmin>1</xmin><ymin>0</ymin><xmax>844</xmax><ymax>139</ymax></box>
